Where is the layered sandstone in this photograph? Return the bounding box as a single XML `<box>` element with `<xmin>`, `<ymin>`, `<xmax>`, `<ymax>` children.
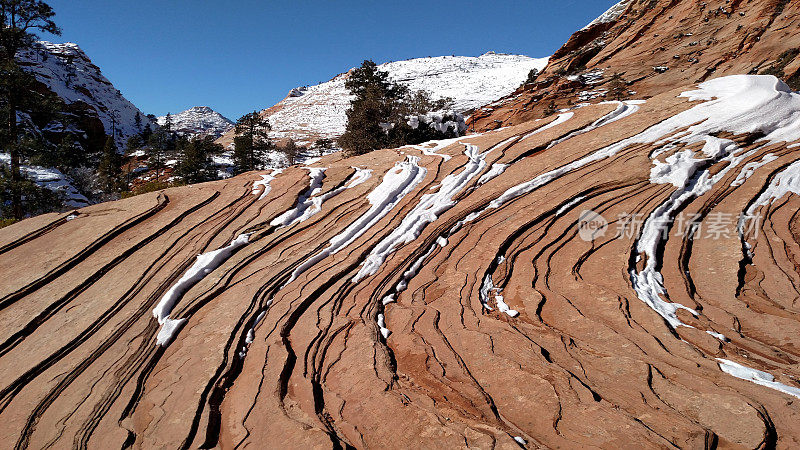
<box><xmin>1</xmin><ymin>74</ymin><xmax>800</xmax><ymax>448</ymax></box>
<box><xmin>469</xmin><ymin>0</ymin><xmax>800</xmax><ymax>131</ymax></box>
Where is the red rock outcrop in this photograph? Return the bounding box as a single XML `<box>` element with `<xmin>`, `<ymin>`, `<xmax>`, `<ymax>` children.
<box><xmin>468</xmin><ymin>0</ymin><xmax>800</xmax><ymax>131</ymax></box>
<box><xmin>2</xmin><ymin>74</ymin><xmax>800</xmax><ymax>448</ymax></box>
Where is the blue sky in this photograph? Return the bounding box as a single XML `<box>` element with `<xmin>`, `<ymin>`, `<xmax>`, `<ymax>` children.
<box><xmin>42</xmin><ymin>1</ymin><xmax>617</xmax><ymax>120</ymax></box>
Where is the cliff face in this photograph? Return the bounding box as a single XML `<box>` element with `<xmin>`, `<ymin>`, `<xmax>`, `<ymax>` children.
<box><xmin>16</xmin><ymin>41</ymin><xmax>153</xmax><ymax>150</ymax></box>
<box><xmin>469</xmin><ymin>0</ymin><xmax>800</xmax><ymax>131</ymax></box>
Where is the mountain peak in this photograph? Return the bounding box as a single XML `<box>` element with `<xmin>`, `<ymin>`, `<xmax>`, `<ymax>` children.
<box><xmin>17</xmin><ymin>40</ymin><xmax>152</xmax><ymax>148</ymax></box>
<box><xmin>157</xmin><ymin>106</ymin><xmax>233</xmax><ymax>138</ymax></box>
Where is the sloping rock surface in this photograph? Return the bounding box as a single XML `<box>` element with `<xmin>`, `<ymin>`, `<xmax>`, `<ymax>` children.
<box><xmin>469</xmin><ymin>0</ymin><xmax>800</xmax><ymax>131</ymax></box>
<box><xmin>1</xmin><ymin>75</ymin><xmax>800</xmax><ymax>448</ymax></box>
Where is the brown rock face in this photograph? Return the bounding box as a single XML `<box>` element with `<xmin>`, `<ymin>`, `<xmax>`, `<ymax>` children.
<box><xmin>469</xmin><ymin>0</ymin><xmax>800</xmax><ymax>131</ymax></box>
<box><xmin>2</xmin><ymin>77</ymin><xmax>800</xmax><ymax>448</ymax></box>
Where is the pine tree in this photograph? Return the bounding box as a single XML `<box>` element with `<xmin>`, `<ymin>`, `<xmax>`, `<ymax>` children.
<box><xmin>525</xmin><ymin>68</ymin><xmax>539</xmax><ymax>84</ymax></box>
<box><xmin>339</xmin><ymin>61</ymin><xmax>462</xmax><ymax>155</ymax></box>
<box><xmin>175</xmin><ymin>135</ymin><xmax>222</xmax><ymax>183</ymax></box>
<box><xmin>281</xmin><ymin>138</ymin><xmax>299</xmax><ymax>166</ymax></box>
<box><xmin>607</xmin><ymin>72</ymin><xmax>629</xmax><ymax>101</ymax></box>
<box><xmin>46</xmin><ymin>134</ymin><xmax>84</xmax><ymax>171</ymax></box>
<box><xmin>233</xmin><ymin>111</ymin><xmax>271</xmax><ymax>173</ymax></box>
<box><xmin>314</xmin><ymin>138</ymin><xmax>333</xmax><ymax>157</ymax></box>
<box><xmin>125</xmin><ymin>134</ymin><xmax>142</xmax><ymax>155</ymax></box>
<box><xmin>0</xmin><ymin>165</ymin><xmax>62</xmax><ymax>219</ymax></box>
<box><xmin>141</xmin><ymin>122</ymin><xmax>152</xmax><ymax>142</ymax></box>
<box><xmin>0</xmin><ymin>0</ymin><xmax>61</xmax><ymax>218</ymax></box>
<box><xmin>147</xmin><ymin>125</ymin><xmax>168</xmax><ymax>180</ymax></box>
<box><xmin>403</xmin><ymin>90</ymin><xmax>453</xmax><ymax>116</ymax></box>
<box><xmin>163</xmin><ymin>112</ymin><xmax>173</xmax><ymax>133</ymax></box>
<box><xmin>339</xmin><ymin>60</ymin><xmax>407</xmax><ymax>156</ymax></box>
<box><xmin>97</xmin><ymin>135</ymin><xmax>122</xmax><ymax>193</ymax></box>
<box><xmin>134</xmin><ymin>112</ymin><xmax>142</xmax><ymax>131</ymax></box>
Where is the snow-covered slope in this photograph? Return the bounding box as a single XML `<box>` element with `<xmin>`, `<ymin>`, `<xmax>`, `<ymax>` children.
<box><xmin>0</xmin><ymin>153</ymin><xmax>89</xmax><ymax>208</ymax></box>
<box><xmin>582</xmin><ymin>0</ymin><xmax>631</xmax><ymax>30</ymax></box>
<box><xmin>157</xmin><ymin>106</ymin><xmax>233</xmax><ymax>138</ymax></box>
<box><xmin>16</xmin><ymin>41</ymin><xmax>152</xmax><ymax>148</ymax></box>
<box><xmin>218</xmin><ymin>52</ymin><xmax>548</xmax><ymax>145</ymax></box>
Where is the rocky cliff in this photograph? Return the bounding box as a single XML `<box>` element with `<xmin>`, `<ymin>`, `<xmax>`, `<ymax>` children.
<box><xmin>469</xmin><ymin>0</ymin><xmax>800</xmax><ymax>131</ymax></box>
<box><xmin>16</xmin><ymin>41</ymin><xmax>152</xmax><ymax>149</ymax></box>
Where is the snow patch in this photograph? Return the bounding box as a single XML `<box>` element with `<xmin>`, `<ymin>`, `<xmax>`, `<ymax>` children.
<box><xmin>252</xmin><ymin>169</ymin><xmax>283</xmax><ymax>200</ymax></box>
<box><xmin>477</xmin><ymin>163</ymin><xmax>508</xmax><ymax>185</ymax></box>
<box><xmin>153</xmin><ymin>233</ymin><xmax>250</xmax><ymax>346</ymax></box>
<box><xmin>718</xmin><ymin>358</ymin><xmax>800</xmax><ymax>399</ymax></box>
<box><xmin>583</xmin><ymin>0</ymin><xmax>631</xmax><ymax>30</ymax></box>
<box><xmin>353</xmin><ymin>144</ymin><xmax>488</xmax><ymax>281</ymax></box>
<box><xmin>730</xmin><ymin>154</ymin><xmax>777</xmax><ymax>187</ymax></box>
<box><xmin>284</xmin><ymin>157</ymin><xmax>426</xmax><ymax>287</ymax></box>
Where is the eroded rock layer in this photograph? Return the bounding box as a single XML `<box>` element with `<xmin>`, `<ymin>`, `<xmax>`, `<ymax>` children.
<box><xmin>1</xmin><ymin>75</ymin><xmax>800</xmax><ymax>449</ymax></box>
<box><xmin>469</xmin><ymin>0</ymin><xmax>800</xmax><ymax>132</ymax></box>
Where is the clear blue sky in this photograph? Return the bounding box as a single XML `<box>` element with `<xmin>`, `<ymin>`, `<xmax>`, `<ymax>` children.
<box><xmin>42</xmin><ymin>0</ymin><xmax>617</xmax><ymax>120</ymax></box>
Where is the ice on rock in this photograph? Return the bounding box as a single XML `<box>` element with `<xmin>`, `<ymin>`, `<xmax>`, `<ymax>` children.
<box><xmin>153</xmin><ymin>233</ymin><xmax>251</xmax><ymax>346</ymax></box>
<box><xmin>353</xmin><ymin>144</ymin><xmax>489</xmax><ymax>281</ymax></box>
<box><xmin>718</xmin><ymin>359</ymin><xmax>800</xmax><ymax>399</ymax></box>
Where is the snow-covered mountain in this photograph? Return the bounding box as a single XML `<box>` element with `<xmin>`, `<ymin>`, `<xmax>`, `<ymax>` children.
<box><xmin>217</xmin><ymin>52</ymin><xmax>548</xmax><ymax>146</ymax></box>
<box><xmin>157</xmin><ymin>106</ymin><xmax>233</xmax><ymax>138</ymax></box>
<box><xmin>16</xmin><ymin>41</ymin><xmax>153</xmax><ymax>148</ymax></box>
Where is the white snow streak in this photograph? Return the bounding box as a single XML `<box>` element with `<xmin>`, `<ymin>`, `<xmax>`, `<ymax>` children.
<box><xmin>153</xmin><ymin>233</ymin><xmax>251</xmax><ymax>346</ymax></box>
<box><xmin>285</xmin><ymin>157</ymin><xmax>426</xmax><ymax>287</ymax></box>
<box><xmin>353</xmin><ymin>143</ymin><xmax>488</xmax><ymax>282</ymax></box>
<box><xmin>270</xmin><ymin>167</ymin><xmax>327</xmax><ymax>227</ymax></box>
<box><xmin>522</xmin><ymin>113</ymin><xmax>574</xmax><ymax>140</ymax></box>
<box><xmin>252</xmin><ymin>169</ymin><xmax>283</xmax><ymax>200</ymax></box>
<box><xmin>718</xmin><ymin>359</ymin><xmax>800</xmax><ymax>399</ymax></box>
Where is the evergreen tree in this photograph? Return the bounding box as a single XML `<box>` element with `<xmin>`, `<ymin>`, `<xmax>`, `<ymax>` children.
<box><xmin>0</xmin><ymin>165</ymin><xmax>62</xmax><ymax>219</ymax></box>
<box><xmin>125</xmin><ymin>134</ymin><xmax>142</xmax><ymax>155</ymax></box>
<box><xmin>163</xmin><ymin>112</ymin><xmax>172</xmax><ymax>133</ymax></box>
<box><xmin>339</xmin><ymin>61</ymin><xmax>463</xmax><ymax>155</ymax></box>
<box><xmin>134</xmin><ymin>112</ymin><xmax>142</xmax><ymax>131</ymax></box>
<box><xmin>233</xmin><ymin>111</ymin><xmax>271</xmax><ymax>173</ymax></box>
<box><xmin>280</xmin><ymin>138</ymin><xmax>299</xmax><ymax>166</ymax></box>
<box><xmin>525</xmin><ymin>68</ymin><xmax>539</xmax><ymax>84</ymax></box>
<box><xmin>403</xmin><ymin>90</ymin><xmax>453</xmax><ymax>115</ymax></box>
<box><xmin>33</xmin><ymin>133</ymin><xmax>84</xmax><ymax>171</ymax></box>
<box><xmin>607</xmin><ymin>72</ymin><xmax>629</xmax><ymax>100</ymax></box>
<box><xmin>175</xmin><ymin>135</ymin><xmax>222</xmax><ymax>183</ymax></box>
<box><xmin>314</xmin><ymin>138</ymin><xmax>333</xmax><ymax>157</ymax></box>
<box><xmin>0</xmin><ymin>0</ymin><xmax>61</xmax><ymax>218</ymax></box>
<box><xmin>339</xmin><ymin>60</ymin><xmax>407</xmax><ymax>156</ymax></box>
<box><xmin>140</xmin><ymin>122</ymin><xmax>152</xmax><ymax>142</ymax></box>
<box><xmin>147</xmin><ymin>125</ymin><xmax>168</xmax><ymax>180</ymax></box>
<box><xmin>140</xmin><ymin>114</ymin><xmax>156</xmax><ymax>142</ymax></box>
<box><xmin>97</xmin><ymin>135</ymin><xmax>122</xmax><ymax>193</ymax></box>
